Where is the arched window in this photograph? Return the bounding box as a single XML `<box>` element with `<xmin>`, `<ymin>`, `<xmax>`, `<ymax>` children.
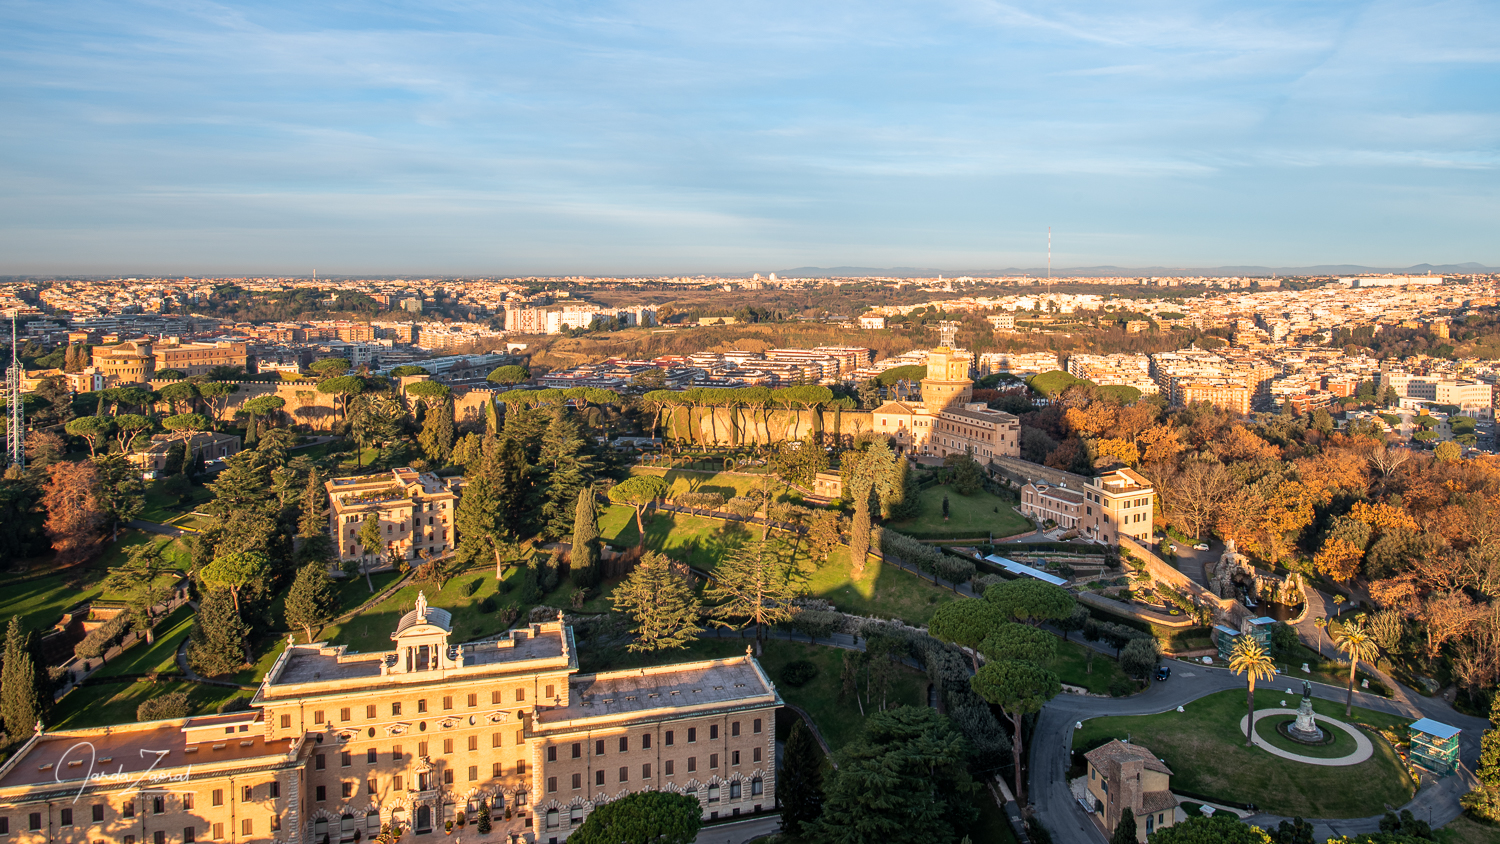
<box><xmin>414</xmin><ymin>805</ymin><xmax>432</xmax><ymax>833</ymax></box>
<box><xmin>569</xmin><ymin>806</ymin><xmax>583</xmax><ymax>825</ymax></box>
<box><xmin>545</xmin><ymin>809</ymin><xmax>559</xmax><ymax>829</ymax></box>
<box><xmin>707</xmin><ymin>785</ymin><xmax>720</xmax><ymax>803</ymax></box>
<box><xmin>313</xmin><ymin>818</ymin><xmax>328</xmax><ymax>843</ymax></box>
<box><xmin>729</xmin><ymin>781</ymin><xmax>742</xmax><ymax>799</ymax></box>
<box><xmin>750</xmin><ymin>777</ymin><xmax>763</xmax><ymax>796</ymax></box>
<box><xmin>366</xmin><ymin>814</ymin><xmax>381</xmax><ymax>834</ymax></box>
<box><xmin>339</xmin><ymin>814</ymin><xmax>355</xmax><ymax>842</ymax></box>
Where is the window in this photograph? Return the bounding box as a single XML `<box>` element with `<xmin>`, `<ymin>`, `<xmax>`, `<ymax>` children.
<box><xmin>570</xmin><ymin>806</ymin><xmax>583</xmax><ymax>825</ymax></box>
<box><xmin>417</xmin><ymin>699</ymin><xmax>427</xmax><ymax>713</ymax></box>
<box><xmin>93</xmin><ymin>804</ymin><xmax>105</xmax><ymax>822</ymax></box>
<box><xmin>730</xmin><ymin>781</ymin><xmax>742</xmax><ymax>799</ymax></box>
<box><xmin>665</xmin><ymin>760</ymin><xmax>674</xmax><ymax>776</ymax></box>
<box><xmin>595</xmin><ymin>739</ymin><xmax>605</xmax><ymax>756</ymax></box>
<box><xmin>618</xmin><ymin>737</ymin><xmax>629</xmax><ymax>753</ymax></box>
<box><xmin>594</xmin><ymin>770</ymin><xmax>604</xmax><ymax>786</ymax></box>
<box><xmin>184</xmin><ymin>827</ymin><xmax>196</xmax><ymax>843</ymax></box>
<box><xmin>546</xmin><ymin>746</ymin><xmax>557</xmax><ymax>762</ymax></box>
<box><xmin>493</xmin><ymin>762</ymin><xmax>503</xmax><ymax>778</ymax></box>
<box><xmin>340</xmin><ymin>707</ymin><xmax>351</xmax><ymax>722</ymax></box>
<box><xmin>731</xmin><ymin>722</ymin><xmax>740</xmax><ymax>737</ymax></box>
<box><xmin>547</xmin><ymin>776</ymin><xmax>558</xmax><ymax>793</ymax></box>
<box><xmin>753</xmin><ymin>747</ymin><xmax>762</xmax><ymax>763</ymax></box>
<box><xmin>665</xmin><ymin>730</ymin><xmax>674</xmax><ymax>746</ymax></box>
<box><xmin>341</xmin><ymin>751</ymin><xmax>352</xmax><ymax>767</ymax></box>
<box><xmin>618</xmin><ymin>766</ymin><xmax>628</xmax><ymax>783</ymax></box>
<box><xmin>367</xmin><ymin>748</ymin><xmax>378</xmax><ymax>764</ymax></box>
<box><xmin>442</xmin><ymin>695</ymin><xmax>453</xmax><ymax>710</ymax></box>
<box><xmin>367</xmin><ymin>779</ymin><xmax>376</xmax><ymax>795</ymax></box>
<box><xmin>571</xmin><ymin>742</ymin><xmax>581</xmax><ymax>759</ymax></box>
<box><xmin>572</xmin><ymin>773</ymin><xmax>582</xmax><ymax>789</ymax></box>
<box><xmin>315</xmin><ymin>754</ymin><xmax>326</xmax><ymax>770</ymax></box>
<box><xmin>643</xmin><ymin>763</ymin><xmax>652</xmax><ymax>779</ymax></box>
<box><xmin>392</xmin><ymin>702</ymin><xmax>402</xmax><ymax>716</ymax></box>
<box><xmin>710</xmin><ymin>725</ymin><xmax>719</xmax><ymax>740</ymax></box>
<box><xmin>517</xmin><ymin>759</ymin><xmax>526</xmax><ymax>774</ymax></box>
<box><xmin>268</xmin><ymin>782</ymin><xmax>278</xmax><ymax>800</ymax></box>
<box><xmin>60</xmin><ymin>808</ymin><xmax>73</xmax><ymax>826</ymax></box>
<box><xmin>274</xmin><ymin>816</ymin><xmax>283</xmax><ymax>832</ymax></box>
<box><xmin>241</xmin><ymin>820</ymin><xmax>253</xmax><ymax>837</ymax></box>
<box><xmin>687</xmin><ymin>727</ymin><xmax>697</xmax><ymax>743</ymax></box>
<box><xmin>393</xmin><ymin>775</ymin><xmax>404</xmax><ymax>791</ymax></box>
<box><xmin>443</xmin><ymin>738</ymin><xmax>454</xmax><ymax>754</ymax></box>
<box><xmin>467</xmin><ymin>693</ymin><xmax>477</xmax><ymax>707</ymax></box>
<box><xmin>0</xmin><ymin>819</ymin><xmax>7</xmax><ymax>835</ymax></box>
<box><xmin>242</xmin><ymin>784</ymin><xmax>254</xmax><ymax>802</ymax></box>
<box><xmin>280</xmin><ymin>714</ymin><xmax>291</xmax><ymax>729</ymax></box>
<box><xmin>642</xmin><ymin>733</ymin><xmax>652</xmax><ymax>749</ymax></box>
<box><xmin>366</xmin><ymin>704</ymin><xmax>377</xmax><ymax>719</ymax></box>
<box><xmin>444</xmin><ymin>769</ymin><xmax>454</xmax><ymax>785</ymax></box>
<box><xmin>710</xmin><ymin>753</ymin><xmax>719</xmax><ymax>769</ymax></box>
<box><xmin>213</xmin><ymin>823</ymin><xmax>224</xmax><ymax>840</ymax></box>
<box><xmin>154</xmin><ymin>831</ymin><xmax>166</xmax><ymax>844</ymax></box>
<box><xmin>516</xmin><ymin>730</ymin><xmax>524</xmax><ymax>745</ymax></box>
<box><xmin>753</xmin><ymin>719</ymin><xmax>762</xmax><ymax>734</ymax></box>
<box><xmin>123</xmin><ymin>800</ymin><xmax>135</xmax><ymax>818</ymax></box>
<box><xmin>468</xmin><ymin>765</ymin><xmax>477</xmax><ymax>782</ymax></box>
<box><xmin>491</xmin><ymin>690</ymin><xmax>502</xmax><ymax>705</ymax></box>
<box><xmin>545</xmin><ymin>684</ymin><xmax>555</xmax><ymax>699</ymax></box>
<box><xmin>313</xmin><ymin>710</ymin><xmax>325</xmax><ymax>724</ymax></box>
<box><xmin>751</xmin><ymin>778</ymin><xmax>763</xmax><ymax>795</ymax></box>
<box><xmin>707</xmin><ymin>784</ymin><xmax>720</xmax><ymax>803</ymax></box>
<box><xmin>516</xmin><ymin>688</ymin><xmax>526</xmax><ymax>702</ymax></box>
<box><xmin>545</xmin><ymin>809</ymin><xmax>559</xmax><ymax>829</ymax></box>
<box><xmin>392</xmin><ymin>744</ymin><xmax>403</xmax><ymax>761</ymax></box>
<box><xmin>342</xmin><ymin>781</ymin><xmax>353</xmax><ymax>799</ymax></box>
<box><xmin>418</xmin><ymin>741</ymin><xmax>429</xmax><ymax>757</ymax></box>
<box><xmin>212</xmin><ymin>789</ymin><xmax>224</xmax><ymax>807</ymax></box>
<box><xmin>687</xmin><ymin>757</ymin><xmax>697</xmax><ymax>773</ymax></box>
<box><xmin>315</xmin><ymin>785</ymin><xmax>327</xmax><ymax>802</ymax></box>
<box><xmin>732</xmin><ymin>751</ymin><xmax>740</xmax><ymax>766</ymax></box>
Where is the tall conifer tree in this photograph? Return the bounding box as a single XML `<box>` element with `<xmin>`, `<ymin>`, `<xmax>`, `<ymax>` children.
<box><xmin>571</xmin><ymin>488</ymin><xmax>601</xmax><ymax>587</ymax></box>
<box><xmin>1</xmin><ymin>617</ymin><xmax>49</xmax><ymax>743</ymax></box>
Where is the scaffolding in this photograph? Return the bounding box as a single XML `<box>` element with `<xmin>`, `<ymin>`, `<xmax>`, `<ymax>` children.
<box><xmin>1408</xmin><ymin>718</ymin><xmax>1461</xmax><ymax>776</ymax></box>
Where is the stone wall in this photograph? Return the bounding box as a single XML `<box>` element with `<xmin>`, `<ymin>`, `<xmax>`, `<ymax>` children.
<box><xmin>1118</xmin><ymin>536</ymin><xmax>1247</xmax><ymax>628</ymax></box>
<box><xmin>657</xmin><ymin>406</ymin><xmax>876</xmax><ymax>446</ymax></box>
<box><xmin>987</xmin><ymin>455</ymin><xmax>1090</xmax><ymax>490</ymax></box>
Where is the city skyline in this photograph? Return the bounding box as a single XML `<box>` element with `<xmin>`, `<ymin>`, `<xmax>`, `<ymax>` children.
<box><xmin>3</xmin><ymin>0</ymin><xmax>1498</xmax><ymax>275</ymax></box>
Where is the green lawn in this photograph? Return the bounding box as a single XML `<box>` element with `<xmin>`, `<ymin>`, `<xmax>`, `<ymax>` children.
<box><xmin>322</xmin><ymin>567</ymin><xmax>525</xmax><ymax>654</ymax></box>
<box><xmin>1047</xmin><ymin>638</ymin><xmax>1129</xmax><ymax>695</ymax></box>
<box><xmin>139</xmin><ymin>478</ymin><xmax>213</xmax><ymax>522</ymax></box>
<box><xmin>1438</xmin><ymin>815</ymin><xmax>1500</xmax><ymax>844</ymax></box>
<box><xmin>886</xmin><ymin>484</ymin><xmax>1031</xmax><ymax>539</ymax></box>
<box><xmin>1072</xmin><ymin>689</ymin><xmax>1415</xmax><ymax>818</ymax></box>
<box><xmin>628</xmin><ymin>466</ymin><xmax>796</xmax><ymax>503</ymax></box>
<box><xmin>598</xmin><ymin>507</ymin><xmax>958</xmax><ymax>625</ymax></box>
<box><xmin>93</xmin><ymin>605</ymin><xmax>195</xmax><ymax>679</ymax></box>
<box><xmin>52</xmin><ymin>680</ymin><xmax>251</xmax><ymax>729</ymax></box>
<box><xmin>231</xmin><ymin>635</ymin><xmax>292</xmax><ymax>685</ymax></box>
<box><xmin>1251</xmin><ymin>712</ymin><xmax>1361</xmax><ymax>759</ymax></box>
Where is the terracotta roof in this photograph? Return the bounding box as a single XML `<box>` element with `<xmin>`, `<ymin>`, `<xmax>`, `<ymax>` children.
<box><xmin>1137</xmin><ymin>790</ymin><xmax>1179</xmax><ymax>814</ymax></box>
<box><xmin>1084</xmin><ymin>739</ymin><xmax>1173</xmax><ymax>775</ymax></box>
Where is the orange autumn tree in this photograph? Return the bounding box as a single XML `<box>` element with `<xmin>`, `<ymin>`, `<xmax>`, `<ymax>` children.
<box><xmin>1313</xmin><ymin>538</ymin><xmax>1365</xmax><ymax>582</ymax></box>
<box><xmin>1218</xmin><ymin>476</ymin><xmax>1316</xmax><ymax>564</ymax></box>
<box><xmin>42</xmin><ymin>461</ymin><xmax>105</xmax><ymax>565</ymax></box>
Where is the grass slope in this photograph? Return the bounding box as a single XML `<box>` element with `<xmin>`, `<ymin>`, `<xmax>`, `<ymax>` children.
<box><xmin>1072</xmin><ymin>689</ymin><xmax>1415</xmax><ymax>818</ymax></box>
<box><xmin>886</xmin><ymin>484</ymin><xmax>1030</xmax><ymax>539</ymax></box>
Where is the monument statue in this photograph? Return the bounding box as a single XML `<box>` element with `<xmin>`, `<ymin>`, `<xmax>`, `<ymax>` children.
<box><xmin>1286</xmin><ymin>679</ymin><xmax>1325</xmax><ymax>743</ymax></box>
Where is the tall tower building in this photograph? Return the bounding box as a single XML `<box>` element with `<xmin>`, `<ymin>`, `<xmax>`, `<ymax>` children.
<box><xmin>920</xmin><ymin>346</ymin><xmax>974</xmax><ymax>413</ymax></box>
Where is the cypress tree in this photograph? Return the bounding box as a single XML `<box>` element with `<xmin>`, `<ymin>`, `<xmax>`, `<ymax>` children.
<box><xmin>1</xmin><ymin>617</ymin><xmax>50</xmax><ymax>743</ymax></box>
<box><xmin>418</xmin><ymin>398</ymin><xmax>456</xmax><ymax>466</ymax></box>
<box><xmin>571</xmin><ymin>488</ymin><xmax>601</xmax><ymax>588</ymax></box>
<box><xmin>187</xmin><ymin>589</ymin><xmax>251</xmax><ymax>678</ymax></box>
<box><xmin>298</xmin><ymin>470</ymin><xmax>325</xmax><ymax>539</ymax></box>
<box><xmin>1110</xmin><ymin>808</ymin><xmax>1137</xmax><ymax>844</ymax></box>
<box><xmin>779</xmin><ymin>720</ymin><xmax>826</xmax><ymax>838</ymax></box>
<box><xmin>284</xmin><ymin>562</ymin><xmax>338</xmax><ymax>643</ymax></box>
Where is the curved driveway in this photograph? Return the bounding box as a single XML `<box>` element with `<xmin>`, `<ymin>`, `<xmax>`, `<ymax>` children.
<box><xmin>1029</xmin><ymin>656</ymin><xmax>1487</xmax><ymax>844</ymax></box>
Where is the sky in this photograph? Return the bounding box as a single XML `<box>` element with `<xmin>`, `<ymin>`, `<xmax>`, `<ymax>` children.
<box><xmin>1</xmin><ymin>0</ymin><xmax>1498</xmax><ymax>276</ymax></box>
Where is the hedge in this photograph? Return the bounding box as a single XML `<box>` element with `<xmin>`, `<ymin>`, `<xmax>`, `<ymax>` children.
<box><xmin>878</xmin><ymin>529</ymin><xmax>976</xmax><ymax>586</ymax></box>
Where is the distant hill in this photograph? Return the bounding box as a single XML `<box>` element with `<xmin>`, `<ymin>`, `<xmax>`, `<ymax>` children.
<box><xmin>772</xmin><ymin>262</ymin><xmax>1498</xmax><ymax>279</ymax></box>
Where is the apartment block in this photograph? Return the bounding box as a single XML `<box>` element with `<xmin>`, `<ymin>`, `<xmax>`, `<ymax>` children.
<box><xmin>327</xmin><ymin>469</ymin><xmax>460</xmax><ymax>567</ymax></box>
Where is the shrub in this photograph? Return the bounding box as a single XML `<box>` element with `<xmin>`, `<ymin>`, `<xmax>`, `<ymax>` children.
<box><xmin>463</xmin><ymin>578</ymin><xmax>483</xmax><ymax>597</ymax></box>
<box><xmin>137</xmin><ymin>690</ymin><xmax>192</xmax><ymax>721</ymax></box>
<box><xmin>477</xmin><ymin>597</ymin><xmax>496</xmax><ymax>614</ymax></box>
<box><xmin>75</xmin><ymin>613</ymin><xmax>132</xmax><ymax>660</ymax></box>
<box><xmin>781</xmin><ymin>660</ymin><xmax>819</xmax><ymax>687</ymax></box>
<box><xmin>1108</xmin><ymin>677</ymin><xmax>1136</xmax><ymax>697</ymax></box>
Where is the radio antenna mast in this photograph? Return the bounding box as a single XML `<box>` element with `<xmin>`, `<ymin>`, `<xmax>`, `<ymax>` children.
<box><xmin>7</xmin><ymin>313</ymin><xmax>24</xmax><ymax>470</ymax></box>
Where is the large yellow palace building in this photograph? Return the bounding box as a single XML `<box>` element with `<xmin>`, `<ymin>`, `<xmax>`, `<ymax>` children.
<box><xmin>0</xmin><ymin>598</ymin><xmax>780</xmax><ymax>844</ymax></box>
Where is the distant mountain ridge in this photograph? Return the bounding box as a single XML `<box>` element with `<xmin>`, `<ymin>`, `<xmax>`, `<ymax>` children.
<box><xmin>770</xmin><ymin>262</ymin><xmax>1497</xmax><ymax>279</ymax></box>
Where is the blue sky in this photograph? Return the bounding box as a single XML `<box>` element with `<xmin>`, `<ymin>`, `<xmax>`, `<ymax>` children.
<box><xmin>1</xmin><ymin>0</ymin><xmax>1497</xmax><ymax>275</ymax></box>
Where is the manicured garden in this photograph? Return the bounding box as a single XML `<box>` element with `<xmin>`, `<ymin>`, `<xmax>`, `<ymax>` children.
<box><xmin>1047</xmin><ymin>638</ymin><xmax>1130</xmax><ymax>696</ymax></box>
<box><xmin>52</xmin><ymin>680</ymin><xmax>252</xmax><ymax>730</ymax></box>
<box><xmin>323</xmin><ymin>568</ymin><xmax>525</xmax><ymax>653</ymax></box>
<box><xmin>93</xmin><ymin>604</ymin><xmax>196</xmax><ymax>679</ymax></box>
<box><xmin>885</xmin><ymin>483</ymin><xmax>1030</xmax><ymax>540</ymax></box>
<box><xmin>1072</xmin><ymin>689</ymin><xmax>1415</xmax><ymax>818</ymax></box>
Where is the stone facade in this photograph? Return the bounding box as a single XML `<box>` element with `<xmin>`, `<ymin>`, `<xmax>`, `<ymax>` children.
<box><xmin>1084</xmin><ymin>739</ymin><xmax>1178</xmax><ymax>842</ymax></box>
<box><xmin>326</xmin><ymin>469</ymin><xmax>459</xmax><ymax>566</ymax></box>
<box><xmin>0</xmin><ymin>604</ymin><xmax>779</xmax><ymax>844</ymax></box>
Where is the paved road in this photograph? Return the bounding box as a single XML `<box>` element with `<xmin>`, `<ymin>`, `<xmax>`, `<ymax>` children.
<box><xmin>128</xmin><ymin>518</ymin><xmax>188</xmax><ymax>537</ymax></box>
<box><xmin>693</xmin><ymin>814</ymin><xmax>778</xmax><ymax>844</ymax></box>
<box><xmin>1029</xmin><ymin>658</ymin><xmax>1487</xmax><ymax>844</ymax></box>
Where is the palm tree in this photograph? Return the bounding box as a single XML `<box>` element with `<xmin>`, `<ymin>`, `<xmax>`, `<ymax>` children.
<box><xmin>1229</xmin><ymin>636</ymin><xmax>1277</xmax><ymax>747</ymax></box>
<box><xmin>1332</xmin><ymin>620</ymin><xmax>1378</xmax><ymax>717</ymax></box>
<box><xmin>1313</xmin><ymin>616</ymin><xmax>1329</xmax><ymax>656</ymax></box>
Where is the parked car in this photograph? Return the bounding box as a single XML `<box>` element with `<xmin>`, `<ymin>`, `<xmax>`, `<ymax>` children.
<box><xmin>1155</xmin><ymin>665</ymin><xmax>1171</xmax><ymax>682</ymax></box>
<box><xmin>1193</xmin><ymin>543</ymin><xmax>1210</xmax><ymax>551</ymax></box>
